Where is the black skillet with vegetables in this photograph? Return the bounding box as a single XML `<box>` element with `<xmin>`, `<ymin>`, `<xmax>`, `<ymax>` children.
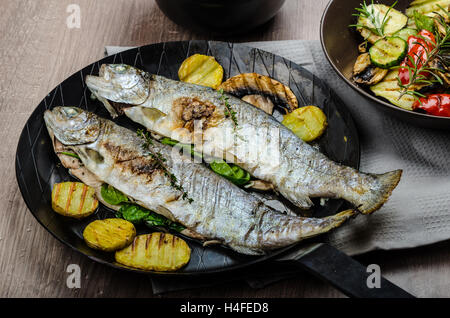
<box><xmin>350</xmin><ymin>0</ymin><xmax>450</xmax><ymax>117</ymax></box>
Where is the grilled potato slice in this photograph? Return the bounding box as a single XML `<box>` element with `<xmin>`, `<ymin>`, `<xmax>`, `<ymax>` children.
<box><xmin>178</xmin><ymin>54</ymin><xmax>224</xmax><ymax>89</ymax></box>
<box><xmin>115</xmin><ymin>233</ymin><xmax>191</xmax><ymax>271</ymax></box>
<box><xmin>282</xmin><ymin>106</ymin><xmax>328</xmax><ymax>142</ymax></box>
<box><xmin>83</xmin><ymin>219</ymin><xmax>136</xmax><ymax>252</ymax></box>
<box><xmin>51</xmin><ymin>182</ymin><xmax>98</xmax><ymax>218</ymax></box>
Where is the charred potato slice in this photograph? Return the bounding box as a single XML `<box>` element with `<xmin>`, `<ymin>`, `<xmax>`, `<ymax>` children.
<box><xmin>83</xmin><ymin>219</ymin><xmax>136</xmax><ymax>252</ymax></box>
<box><xmin>51</xmin><ymin>182</ymin><xmax>98</xmax><ymax>218</ymax></box>
<box><xmin>178</xmin><ymin>54</ymin><xmax>224</xmax><ymax>89</ymax></box>
<box><xmin>219</xmin><ymin>73</ymin><xmax>298</xmax><ymax>114</ymax></box>
<box><xmin>282</xmin><ymin>106</ymin><xmax>328</xmax><ymax>142</ymax></box>
<box><xmin>115</xmin><ymin>233</ymin><xmax>191</xmax><ymax>272</ymax></box>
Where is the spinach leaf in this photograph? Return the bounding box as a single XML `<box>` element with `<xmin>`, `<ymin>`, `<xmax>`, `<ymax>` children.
<box><xmin>117</xmin><ymin>203</ymin><xmax>185</xmax><ymax>232</ymax></box>
<box><xmin>160</xmin><ymin>137</ymin><xmax>202</xmax><ymax>160</ymax></box>
<box><xmin>210</xmin><ymin>160</ymin><xmax>251</xmax><ymax>186</ymax></box>
<box><xmin>414</xmin><ymin>10</ymin><xmax>435</xmax><ymax>33</ymax></box>
<box><xmin>100</xmin><ymin>184</ymin><xmax>128</xmax><ymax>205</ymax></box>
<box><xmin>160</xmin><ymin>137</ymin><xmax>251</xmax><ymax>186</ymax></box>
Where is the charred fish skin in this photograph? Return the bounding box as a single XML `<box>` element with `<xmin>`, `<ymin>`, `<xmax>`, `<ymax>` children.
<box><xmin>44</xmin><ymin>107</ymin><xmax>356</xmax><ymax>255</ymax></box>
<box><xmin>86</xmin><ymin>64</ymin><xmax>402</xmax><ymax>215</ymax></box>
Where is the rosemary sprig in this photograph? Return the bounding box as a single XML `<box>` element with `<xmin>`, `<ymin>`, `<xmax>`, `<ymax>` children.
<box><xmin>136</xmin><ymin>129</ymin><xmax>193</xmax><ymax>203</ymax></box>
<box><xmin>394</xmin><ymin>12</ymin><xmax>450</xmax><ymax>99</ymax></box>
<box><xmin>218</xmin><ymin>88</ymin><xmax>238</xmax><ymax>127</ymax></box>
<box><xmin>350</xmin><ymin>0</ymin><xmax>398</xmax><ymax>37</ymax></box>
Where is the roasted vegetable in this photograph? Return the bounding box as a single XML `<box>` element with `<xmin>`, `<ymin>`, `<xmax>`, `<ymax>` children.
<box><xmin>115</xmin><ymin>233</ymin><xmax>191</xmax><ymax>271</ymax></box>
<box><xmin>413</xmin><ymin>94</ymin><xmax>450</xmax><ymax>117</ymax></box>
<box><xmin>101</xmin><ymin>184</ymin><xmax>128</xmax><ymax>205</ymax></box>
<box><xmin>209</xmin><ymin>160</ymin><xmax>251</xmax><ymax>186</ymax></box>
<box><xmin>406</xmin><ymin>0</ymin><xmax>450</xmax><ymax>19</ymax></box>
<box><xmin>393</xmin><ymin>28</ymin><xmax>418</xmax><ymax>41</ymax></box>
<box><xmin>281</xmin><ymin>106</ymin><xmax>328</xmax><ymax>142</ymax></box>
<box><xmin>353</xmin><ymin>53</ymin><xmax>388</xmax><ymax>85</ymax></box>
<box><xmin>117</xmin><ymin>203</ymin><xmax>185</xmax><ymax>232</ymax></box>
<box><xmin>178</xmin><ymin>54</ymin><xmax>224</xmax><ymax>89</ymax></box>
<box><xmin>370</xmin><ymin>70</ymin><xmax>416</xmax><ymax>110</ymax></box>
<box><xmin>83</xmin><ymin>218</ymin><xmax>136</xmax><ymax>252</ymax></box>
<box><xmin>355</xmin><ymin>3</ymin><xmax>408</xmax><ymax>44</ymax></box>
<box><xmin>51</xmin><ymin>182</ymin><xmax>98</xmax><ymax>218</ymax></box>
<box><xmin>369</xmin><ymin>37</ymin><xmax>407</xmax><ymax>69</ymax></box>
<box><xmin>241</xmin><ymin>94</ymin><xmax>274</xmax><ymax>114</ymax></box>
<box><xmin>219</xmin><ymin>73</ymin><xmax>298</xmax><ymax>114</ymax></box>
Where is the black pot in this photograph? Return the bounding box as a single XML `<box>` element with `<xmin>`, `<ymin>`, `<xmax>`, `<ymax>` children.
<box><xmin>320</xmin><ymin>0</ymin><xmax>450</xmax><ymax>129</ymax></box>
<box><xmin>156</xmin><ymin>0</ymin><xmax>286</xmax><ymax>35</ymax></box>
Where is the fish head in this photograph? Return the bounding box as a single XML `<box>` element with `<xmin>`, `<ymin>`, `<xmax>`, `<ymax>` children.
<box><xmin>44</xmin><ymin>107</ymin><xmax>100</xmax><ymax>145</ymax></box>
<box><xmin>86</xmin><ymin>64</ymin><xmax>150</xmax><ymax>107</ymax></box>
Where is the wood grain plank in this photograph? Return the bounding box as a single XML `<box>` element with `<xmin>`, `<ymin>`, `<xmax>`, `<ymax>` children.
<box><xmin>2</xmin><ymin>0</ymin><xmax>450</xmax><ymax>298</ymax></box>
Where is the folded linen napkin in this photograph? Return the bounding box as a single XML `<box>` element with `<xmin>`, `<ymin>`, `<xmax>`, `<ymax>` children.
<box><xmin>106</xmin><ymin>40</ymin><xmax>450</xmax><ymax>294</ymax></box>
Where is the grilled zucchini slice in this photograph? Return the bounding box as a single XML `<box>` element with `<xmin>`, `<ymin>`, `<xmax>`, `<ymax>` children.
<box><xmin>178</xmin><ymin>54</ymin><xmax>224</xmax><ymax>89</ymax></box>
<box><xmin>51</xmin><ymin>182</ymin><xmax>98</xmax><ymax>218</ymax></box>
<box><xmin>370</xmin><ymin>70</ymin><xmax>416</xmax><ymax>110</ymax></box>
<box><xmin>83</xmin><ymin>219</ymin><xmax>136</xmax><ymax>252</ymax></box>
<box><xmin>369</xmin><ymin>37</ymin><xmax>407</xmax><ymax>69</ymax></box>
<box><xmin>393</xmin><ymin>28</ymin><xmax>418</xmax><ymax>41</ymax></box>
<box><xmin>357</xmin><ymin>4</ymin><xmax>408</xmax><ymax>44</ymax></box>
<box><xmin>115</xmin><ymin>233</ymin><xmax>191</xmax><ymax>271</ymax></box>
<box><xmin>406</xmin><ymin>0</ymin><xmax>450</xmax><ymax>17</ymax></box>
<box><xmin>282</xmin><ymin>106</ymin><xmax>328</xmax><ymax>142</ymax></box>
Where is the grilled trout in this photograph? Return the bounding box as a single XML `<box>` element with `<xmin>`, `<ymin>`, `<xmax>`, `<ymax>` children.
<box><xmin>44</xmin><ymin>107</ymin><xmax>356</xmax><ymax>255</ymax></box>
<box><xmin>86</xmin><ymin>64</ymin><xmax>402</xmax><ymax>214</ymax></box>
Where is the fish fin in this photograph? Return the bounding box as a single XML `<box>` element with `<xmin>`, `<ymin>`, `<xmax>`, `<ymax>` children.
<box><xmin>203</xmin><ymin>240</ymin><xmax>222</xmax><ymax>247</ymax></box>
<box><xmin>100</xmin><ymin>97</ymin><xmax>119</xmax><ymax>118</ymax></box>
<box><xmin>228</xmin><ymin>244</ymin><xmax>265</xmax><ymax>255</ymax></box>
<box><xmin>358</xmin><ymin>170</ymin><xmax>402</xmax><ymax>215</ymax></box>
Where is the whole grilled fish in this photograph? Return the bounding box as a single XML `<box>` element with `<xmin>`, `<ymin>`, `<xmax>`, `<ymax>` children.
<box><xmin>44</xmin><ymin>107</ymin><xmax>356</xmax><ymax>255</ymax></box>
<box><xmin>86</xmin><ymin>64</ymin><xmax>402</xmax><ymax>215</ymax></box>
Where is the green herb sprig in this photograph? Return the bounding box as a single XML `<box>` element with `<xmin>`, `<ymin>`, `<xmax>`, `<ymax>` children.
<box><xmin>136</xmin><ymin>129</ymin><xmax>193</xmax><ymax>203</ymax></box>
<box><xmin>218</xmin><ymin>89</ymin><xmax>238</xmax><ymax>127</ymax></box>
<box><xmin>350</xmin><ymin>0</ymin><xmax>398</xmax><ymax>37</ymax></box>
<box><xmin>394</xmin><ymin>10</ymin><xmax>450</xmax><ymax>100</ymax></box>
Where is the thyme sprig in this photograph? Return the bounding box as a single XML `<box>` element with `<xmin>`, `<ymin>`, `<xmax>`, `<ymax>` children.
<box><xmin>136</xmin><ymin>129</ymin><xmax>193</xmax><ymax>203</ymax></box>
<box><xmin>394</xmin><ymin>11</ymin><xmax>450</xmax><ymax>100</ymax></box>
<box><xmin>218</xmin><ymin>88</ymin><xmax>238</xmax><ymax>127</ymax></box>
<box><xmin>350</xmin><ymin>0</ymin><xmax>398</xmax><ymax>37</ymax></box>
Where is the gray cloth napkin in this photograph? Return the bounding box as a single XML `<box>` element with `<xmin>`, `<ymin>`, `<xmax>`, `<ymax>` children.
<box><xmin>106</xmin><ymin>40</ymin><xmax>450</xmax><ymax>293</ymax></box>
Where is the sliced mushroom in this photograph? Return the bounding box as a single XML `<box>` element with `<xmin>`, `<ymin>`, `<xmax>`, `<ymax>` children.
<box><xmin>428</xmin><ymin>58</ymin><xmax>450</xmax><ymax>87</ymax></box>
<box><xmin>353</xmin><ymin>53</ymin><xmax>388</xmax><ymax>85</ymax></box>
<box><xmin>219</xmin><ymin>73</ymin><xmax>298</xmax><ymax>114</ymax></box>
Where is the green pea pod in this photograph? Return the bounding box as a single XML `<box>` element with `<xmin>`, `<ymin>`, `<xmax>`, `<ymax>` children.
<box><xmin>100</xmin><ymin>184</ymin><xmax>128</xmax><ymax>205</ymax></box>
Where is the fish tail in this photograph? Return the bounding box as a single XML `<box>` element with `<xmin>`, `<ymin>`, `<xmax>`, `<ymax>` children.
<box><xmin>357</xmin><ymin>169</ymin><xmax>402</xmax><ymax>215</ymax></box>
<box><xmin>260</xmin><ymin>209</ymin><xmax>357</xmax><ymax>250</ymax></box>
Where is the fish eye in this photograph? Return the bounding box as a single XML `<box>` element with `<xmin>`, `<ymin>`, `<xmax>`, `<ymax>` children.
<box><xmin>114</xmin><ymin>65</ymin><xmax>127</xmax><ymax>74</ymax></box>
<box><xmin>62</xmin><ymin>107</ymin><xmax>80</xmax><ymax>118</ymax></box>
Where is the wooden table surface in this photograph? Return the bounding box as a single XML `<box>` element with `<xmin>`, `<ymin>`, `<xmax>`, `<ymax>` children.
<box><xmin>2</xmin><ymin>0</ymin><xmax>450</xmax><ymax>298</ymax></box>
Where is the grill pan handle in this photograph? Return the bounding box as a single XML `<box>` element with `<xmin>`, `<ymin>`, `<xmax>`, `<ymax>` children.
<box><xmin>278</xmin><ymin>243</ymin><xmax>414</xmax><ymax>298</ymax></box>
